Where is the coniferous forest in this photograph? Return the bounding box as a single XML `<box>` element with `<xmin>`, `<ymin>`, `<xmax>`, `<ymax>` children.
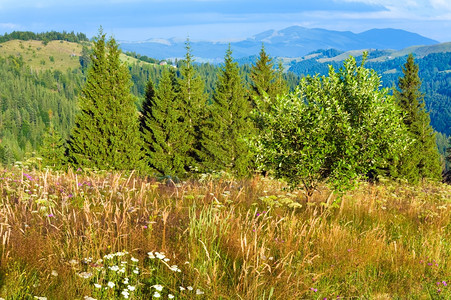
<box><xmin>0</xmin><ymin>30</ymin><xmax>450</xmax><ymax>299</ymax></box>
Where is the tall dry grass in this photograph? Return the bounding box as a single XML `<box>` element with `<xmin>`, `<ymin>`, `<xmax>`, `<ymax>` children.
<box><xmin>0</xmin><ymin>167</ymin><xmax>450</xmax><ymax>299</ymax></box>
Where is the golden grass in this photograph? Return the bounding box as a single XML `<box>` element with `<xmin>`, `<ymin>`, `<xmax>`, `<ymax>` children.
<box><xmin>0</xmin><ymin>168</ymin><xmax>450</xmax><ymax>299</ymax></box>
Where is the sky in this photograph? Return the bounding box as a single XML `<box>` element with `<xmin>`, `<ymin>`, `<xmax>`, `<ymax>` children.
<box><xmin>0</xmin><ymin>0</ymin><xmax>450</xmax><ymax>43</ymax></box>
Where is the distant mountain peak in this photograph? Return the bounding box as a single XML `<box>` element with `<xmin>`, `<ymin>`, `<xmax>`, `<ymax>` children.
<box><xmin>119</xmin><ymin>26</ymin><xmax>440</xmax><ymax>60</ymax></box>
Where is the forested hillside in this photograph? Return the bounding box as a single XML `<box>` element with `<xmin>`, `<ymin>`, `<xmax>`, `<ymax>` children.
<box><xmin>0</xmin><ymin>55</ymin><xmax>82</xmax><ymax>164</ymax></box>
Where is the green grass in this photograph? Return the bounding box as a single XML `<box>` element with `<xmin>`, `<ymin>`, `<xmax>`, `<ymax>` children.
<box><xmin>0</xmin><ymin>167</ymin><xmax>450</xmax><ymax>299</ymax></box>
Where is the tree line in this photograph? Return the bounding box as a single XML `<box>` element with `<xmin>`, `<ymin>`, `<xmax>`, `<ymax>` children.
<box><xmin>39</xmin><ymin>31</ymin><xmax>445</xmax><ymax>193</ymax></box>
<box><xmin>0</xmin><ymin>31</ymin><xmax>89</xmax><ymax>44</ymax></box>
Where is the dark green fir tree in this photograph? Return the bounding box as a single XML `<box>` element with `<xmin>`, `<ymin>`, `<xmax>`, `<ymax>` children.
<box><xmin>199</xmin><ymin>46</ymin><xmax>254</xmax><ymax>176</ymax></box>
<box><xmin>140</xmin><ymin>68</ymin><xmax>191</xmax><ymax>177</ymax></box>
<box><xmin>68</xmin><ymin>30</ymin><xmax>144</xmax><ymax>170</ymax></box>
<box><xmin>177</xmin><ymin>39</ymin><xmax>207</xmax><ymax>171</ymax></box>
<box><xmin>395</xmin><ymin>54</ymin><xmax>442</xmax><ymax>182</ymax></box>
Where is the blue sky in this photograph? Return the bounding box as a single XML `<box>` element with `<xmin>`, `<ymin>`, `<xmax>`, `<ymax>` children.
<box><xmin>0</xmin><ymin>0</ymin><xmax>450</xmax><ymax>42</ymax></box>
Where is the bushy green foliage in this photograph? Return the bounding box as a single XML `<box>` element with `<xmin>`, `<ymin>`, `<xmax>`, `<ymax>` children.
<box><xmin>68</xmin><ymin>30</ymin><xmax>144</xmax><ymax>170</ymax></box>
<box><xmin>199</xmin><ymin>46</ymin><xmax>254</xmax><ymax>177</ymax></box>
<box><xmin>253</xmin><ymin>55</ymin><xmax>409</xmax><ymax>197</ymax></box>
<box><xmin>289</xmin><ymin>51</ymin><xmax>451</xmax><ymax>136</ymax></box>
<box><xmin>394</xmin><ymin>54</ymin><xmax>442</xmax><ymax>182</ymax></box>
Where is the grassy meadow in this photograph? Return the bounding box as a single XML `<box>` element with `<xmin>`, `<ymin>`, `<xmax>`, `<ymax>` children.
<box><xmin>0</xmin><ymin>40</ymin><xmax>153</xmax><ymax>72</ymax></box>
<box><xmin>0</xmin><ymin>167</ymin><xmax>450</xmax><ymax>299</ymax></box>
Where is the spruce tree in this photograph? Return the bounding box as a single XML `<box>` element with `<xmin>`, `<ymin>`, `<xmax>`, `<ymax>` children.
<box><xmin>250</xmin><ymin>44</ymin><xmax>276</xmax><ymax>105</ymax></box>
<box><xmin>199</xmin><ymin>46</ymin><xmax>254</xmax><ymax>176</ymax></box>
<box><xmin>177</xmin><ymin>39</ymin><xmax>207</xmax><ymax>171</ymax></box>
<box><xmin>274</xmin><ymin>60</ymin><xmax>289</xmax><ymax>97</ymax></box>
<box><xmin>68</xmin><ymin>30</ymin><xmax>143</xmax><ymax>170</ymax></box>
<box><xmin>140</xmin><ymin>68</ymin><xmax>191</xmax><ymax>177</ymax></box>
<box><xmin>395</xmin><ymin>54</ymin><xmax>442</xmax><ymax>182</ymax></box>
<box><xmin>447</xmin><ymin>137</ymin><xmax>451</xmax><ymax>164</ymax></box>
<box><xmin>40</xmin><ymin>112</ymin><xmax>67</xmax><ymax>169</ymax></box>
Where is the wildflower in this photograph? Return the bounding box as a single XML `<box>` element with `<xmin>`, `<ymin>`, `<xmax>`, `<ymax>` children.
<box><xmin>133</xmin><ymin>268</ymin><xmax>139</xmax><ymax>274</ymax></box>
<box><xmin>107</xmin><ymin>281</ymin><xmax>115</xmax><ymax>289</ymax></box>
<box><xmin>78</xmin><ymin>272</ymin><xmax>93</xmax><ymax>279</ymax></box>
<box><xmin>104</xmin><ymin>254</ymin><xmax>114</xmax><ymax>260</ymax></box>
<box><xmin>84</xmin><ymin>297</ymin><xmax>96</xmax><ymax>300</ymax></box>
<box><xmin>152</xmin><ymin>284</ymin><xmax>164</xmax><ymax>291</ymax></box>
<box><xmin>51</xmin><ymin>270</ymin><xmax>58</xmax><ymax>277</ymax></box>
<box><xmin>163</xmin><ymin>258</ymin><xmax>170</xmax><ymax>262</ymax></box>
<box><xmin>148</xmin><ymin>252</ymin><xmax>155</xmax><ymax>259</ymax></box>
<box><xmin>169</xmin><ymin>265</ymin><xmax>181</xmax><ymax>272</ymax></box>
<box><xmin>48</xmin><ymin>213</ymin><xmax>54</xmax><ymax>217</ymax></box>
<box><xmin>34</xmin><ymin>297</ymin><xmax>47</xmax><ymax>300</ymax></box>
<box><xmin>310</xmin><ymin>288</ymin><xmax>318</xmax><ymax>292</ymax></box>
<box><xmin>187</xmin><ymin>286</ymin><xmax>193</xmax><ymax>291</ymax></box>
<box><xmin>109</xmin><ymin>265</ymin><xmax>120</xmax><ymax>272</ymax></box>
<box><xmin>168</xmin><ymin>294</ymin><xmax>175</xmax><ymax>299</ymax></box>
<box><xmin>123</xmin><ymin>278</ymin><xmax>129</xmax><ymax>284</ymax></box>
<box><xmin>127</xmin><ymin>285</ymin><xmax>135</xmax><ymax>291</ymax></box>
<box><xmin>94</xmin><ymin>283</ymin><xmax>102</xmax><ymax>289</ymax></box>
<box><xmin>179</xmin><ymin>286</ymin><xmax>186</xmax><ymax>291</ymax></box>
<box><xmin>69</xmin><ymin>259</ymin><xmax>79</xmax><ymax>266</ymax></box>
<box><xmin>196</xmin><ymin>289</ymin><xmax>205</xmax><ymax>295</ymax></box>
<box><xmin>155</xmin><ymin>252</ymin><xmax>166</xmax><ymax>260</ymax></box>
<box><xmin>153</xmin><ymin>292</ymin><xmax>161</xmax><ymax>298</ymax></box>
<box><xmin>443</xmin><ymin>281</ymin><xmax>448</xmax><ymax>286</ymax></box>
<box><xmin>121</xmin><ymin>290</ymin><xmax>130</xmax><ymax>299</ymax></box>
<box><xmin>131</xmin><ymin>257</ymin><xmax>139</xmax><ymax>263</ymax></box>
<box><xmin>118</xmin><ymin>268</ymin><xmax>126</xmax><ymax>273</ymax></box>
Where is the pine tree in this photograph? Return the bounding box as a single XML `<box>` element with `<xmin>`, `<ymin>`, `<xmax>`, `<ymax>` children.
<box><xmin>40</xmin><ymin>112</ymin><xmax>67</xmax><ymax>169</ymax></box>
<box><xmin>177</xmin><ymin>39</ymin><xmax>207</xmax><ymax>171</ymax></box>
<box><xmin>447</xmin><ymin>137</ymin><xmax>451</xmax><ymax>164</ymax></box>
<box><xmin>68</xmin><ymin>30</ymin><xmax>144</xmax><ymax>170</ymax></box>
<box><xmin>250</xmin><ymin>44</ymin><xmax>276</xmax><ymax>106</ymax></box>
<box><xmin>199</xmin><ymin>46</ymin><xmax>254</xmax><ymax>176</ymax></box>
<box><xmin>140</xmin><ymin>68</ymin><xmax>191</xmax><ymax>177</ymax></box>
<box><xmin>395</xmin><ymin>54</ymin><xmax>442</xmax><ymax>182</ymax></box>
<box><xmin>273</xmin><ymin>60</ymin><xmax>289</xmax><ymax>97</ymax></box>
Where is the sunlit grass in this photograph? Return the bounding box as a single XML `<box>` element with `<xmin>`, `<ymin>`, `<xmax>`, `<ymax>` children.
<box><xmin>0</xmin><ymin>167</ymin><xmax>450</xmax><ymax>299</ymax></box>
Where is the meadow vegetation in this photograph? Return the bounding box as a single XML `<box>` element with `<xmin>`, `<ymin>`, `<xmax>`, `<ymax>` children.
<box><xmin>0</xmin><ymin>166</ymin><xmax>449</xmax><ymax>299</ymax></box>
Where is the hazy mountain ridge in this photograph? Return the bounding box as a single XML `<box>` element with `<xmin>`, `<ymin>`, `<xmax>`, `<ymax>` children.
<box><xmin>119</xmin><ymin>26</ymin><xmax>440</xmax><ymax>61</ymax></box>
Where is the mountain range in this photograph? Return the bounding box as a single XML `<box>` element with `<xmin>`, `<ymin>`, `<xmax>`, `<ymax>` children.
<box><xmin>119</xmin><ymin>26</ymin><xmax>440</xmax><ymax>62</ymax></box>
